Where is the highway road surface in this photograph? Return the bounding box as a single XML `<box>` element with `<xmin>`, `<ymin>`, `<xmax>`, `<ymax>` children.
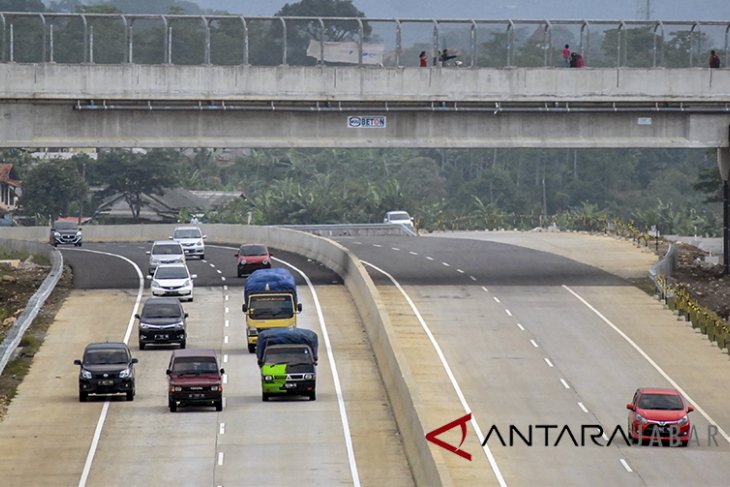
<box><xmin>0</xmin><ymin>241</ymin><xmax>412</xmax><ymax>487</ymax></box>
<box><xmin>337</xmin><ymin>231</ymin><xmax>730</xmax><ymax>486</ymax></box>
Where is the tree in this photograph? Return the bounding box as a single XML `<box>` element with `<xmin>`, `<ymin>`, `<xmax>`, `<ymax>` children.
<box><xmin>96</xmin><ymin>150</ymin><xmax>180</xmax><ymax>223</ymax></box>
<box><xmin>20</xmin><ymin>160</ymin><xmax>87</xmax><ymax>221</ymax></box>
<box><xmin>253</xmin><ymin>0</ymin><xmax>371</xmax><ymax>66</ymax></box>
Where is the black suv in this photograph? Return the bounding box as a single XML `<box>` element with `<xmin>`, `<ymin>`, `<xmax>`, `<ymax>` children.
<box><xmin>136</xmin><ymin>297</ymin><xmax>188</xmax><ymax>350</ymax></box>
<box><xmin>50</xmin><ymin>219</ymin><xmax>82</xmax><ymax>247</ymax></box>
<box><xmin>74</xmin><ymin>342</ymin><xmax>137</xmax><ymax>402</ymax></box>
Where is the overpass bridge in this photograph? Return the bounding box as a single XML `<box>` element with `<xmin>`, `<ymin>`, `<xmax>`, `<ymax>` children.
<box><xmin>0</xmin><ymin>13</ymin><xmax>728</xmax><ymax>150</ymax></box>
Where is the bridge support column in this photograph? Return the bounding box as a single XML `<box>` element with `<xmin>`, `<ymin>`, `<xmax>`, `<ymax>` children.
<box><xmin>719</xmin><ymin>145</ymin><xmax>730</xmax><ymax>274</ymax></box>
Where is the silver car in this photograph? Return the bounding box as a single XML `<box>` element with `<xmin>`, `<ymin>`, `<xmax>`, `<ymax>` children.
<box><xmin>147</xmin><ymin>240</ymin><xmax>185</xmax><ymax>275</ymax></box>
<box><xmin>170</xmin><ymin>226</ymin><xmax>206</xmax><ymax>259</ymax></box>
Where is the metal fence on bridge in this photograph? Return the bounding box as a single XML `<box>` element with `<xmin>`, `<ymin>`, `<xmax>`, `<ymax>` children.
<box><xmin>0</xmin><ymin>13</ymin><xmax>728</xmax><ymax>69</ymax></box>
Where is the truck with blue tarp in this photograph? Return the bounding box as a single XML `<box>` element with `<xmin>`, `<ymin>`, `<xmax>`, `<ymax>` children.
<box><xmin>257</xmin><ymin>328</ymin><xmax>318</xmax><ymax>401</ymax></box>
<box><xmin>242</xmin><ymin>268</ymin><xmax>302</xmax><ymax>353</ymax></box>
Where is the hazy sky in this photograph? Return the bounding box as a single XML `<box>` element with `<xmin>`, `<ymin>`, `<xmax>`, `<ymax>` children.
<box><xmin>200</xmin><ymin>0</ymin><xmax>730</xmax><ymax>19</ymax></box>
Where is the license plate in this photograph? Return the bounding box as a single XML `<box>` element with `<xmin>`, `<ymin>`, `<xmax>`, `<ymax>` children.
<box><xmin>100</xmin><ymin>380</ymin><xmax>114</xmax><ymax>386</ymax></box>
<box><xmin>284</xmin><ymin>383</ymin><xmax>296</xmax><ymax>389</ymax></box>
<box><xmin>155</xmin><ymin>334</ymin><xmax>169</xmax><ymax>340</ymax></box>
<box><xmin>188</xmin><ymin>393</ymin><xmax>205</xmax><ymax>399</ymax></box>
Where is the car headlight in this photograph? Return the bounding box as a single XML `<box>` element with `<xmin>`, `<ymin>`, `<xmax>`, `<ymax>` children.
<box><xmin>678</xmin><ymin>415</ymin><xmax>689</xmax><ymax>425</ymax></box>
<box><xmin>171</xmin><ymin>386</ymin><xmax>182</xmax><ymax>392</ymax></box>
<box><xmin>151</xmin><ymin>280</ymin><xmax>160</xmax><ymax>287</ymax></box>
<box><xmin>81</xmin><ymin>369</ymin><xmax>92</xmax><ymax>379</ymax></box>
<box><xmin>197</xmin><ymin>240</ymin><xmax>203</xmax><ymax>246</ymax></box>
<box><xmin>140</xmin><ymin>323</ymin><xmax>150</xmax><ymax>330</ymax></box>
<box><xmin>76</xmin><ymin>231</ymin><xmax>82</xmax><ymax>236</ymax></box>
<box><xmin>211</xmin><ymin>385</ymin><xmax>220</xmax><ymax>391</ymax></box>
<box><xmin>118</xmin><ymin>367</ymin><xmax>132</xmax><ymax>378</ymax></box>
<box><xmin>239</xmin><ymin>258</ymin><xmax>247</xmax><ymax>264</ymax></box>
<box><xmin>304</xmin><ymin>373</ymin><xmax>314</xmax><ymax>380</ymax></box>
<box><xmin>183</xmin><ymin>280</ymin><xmax>191</xmax><ymax>287</ymax></box>
<box><xmin>174</xmin><ymin>321</ymin><xmax>185</xmax><ymax>329</ymax></box>
<box><xmin>53</xmin><ymin>231</ymin><xmax>61</xmax><ymax>237</ymax></box>
<box><xmin>264</xmin><ymin>375</ymin><xmax>273</xmax><ymax>382</ymax></box>
<box><xmin>636</xmin><ymin>414</ymin><xmax>648</xmax><ymax>424</ymax></box>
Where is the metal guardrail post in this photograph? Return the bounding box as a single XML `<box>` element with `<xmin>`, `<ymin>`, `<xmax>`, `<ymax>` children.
<box><xmin>161</xmin><ymin>15</ymin><xmax>169</xmax><ymax>64</ymax></box>
<box><xmin>9</xmin><ymin>23</ymin><xmax>12</xmax><ymax>62</ymax></box>
<box><xmin>120</xmin><ymin>15</ymin><xmax>129</xmax><ymax>63</ymax></box>
<box><xmin>49</xmin><ymin>24</ymin><xmax>53</xmax><ymax>62</ymax></box>
<box><xmin>653</xmin><ymin>21</ymin><xmax>664</xmax><ymax>67</ymax></box>
<box><xmin>543</xmin><ymin>20</ymin><xmax>552</xmax><ymax>66</ymax></box>
<box><xmin>506</xmin><ymin>20</ymin><xmax>514</xmax><ymax>67</ymax></box>
<box><xmin>240</xmin><ymin>17</ymin><xmax>248</xmax><ymax>65</ymax></box>
<box><xmin>0</xmin><ymin>14</ymin><xmax>5</xmax><ymax>62</ymax></box>
<box><xmin>617</xmin><ymin>21</ymin><xmax>626</xmax><ymax>67</ymax></box>
<box><xmin>432</xmin><ymin>19</ymin><xmax>439</xmax><ymax>66</ymax></box>
<box><xmin>580</xmin><ymin>20</ymin><xmax>590</xmax><ymax>64</ymax></box>
<box><xmin>89</xmin><ymin>25</ymin><xmax>94</xmax><ymax>64</ymax></box>
<box><xmin>39</xmin><ymin>13</ymin><xmax>46</xmax><ymax>62</ymax></box>
<box><xmin>470</xmin><ymin>19</ymin><xmax>477</xmax><ymax>67</ymax></box>
<box><xmin>203</xmin><ymin>16</ymin><xmax>211</xmax><ymax>65</ymax></box>
<box><xmin>689</xmin><ymin>22</ymin><xmax>698</xmax><ymax>67</ymax></box>
<box><xmin>356</xmin><ymin>18</ymin><xmax>363</xmax><ymax>66</ymax></box>
<box><xmin>280</xmin><ymin>17</ymin><xmax>287</xmax><ymax>65</ymax></box>
<box><xmin>81</xmin><ymin>14</ymin><xmax>87</xmax><ymax>62</ymax></box>
<box><xmin>395</xmin><ymin>19</ymin><xmax>402</xmax><ymax>67</ymax></box>
<box><xmin>318</xmin><ymin>18</ymin><xmax>325</xmax><ymax>66</ymax></box>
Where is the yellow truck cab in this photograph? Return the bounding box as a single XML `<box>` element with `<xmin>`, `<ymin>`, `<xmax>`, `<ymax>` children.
<box><xmin>242</xmin><ymin>268</ymin><xmax>302</xmax><ymax>353</ymax></box>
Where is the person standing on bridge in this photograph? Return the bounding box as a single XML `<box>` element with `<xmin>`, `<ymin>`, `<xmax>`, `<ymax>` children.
<box><xmin>419</xmin><ymin>51</ymin><xmax>428</xmax><ymax>67</ymax></box>
<box><xmin>709</xmin><ymin>50</ymin><xmax>721</xmax><ymax>68</ymax></box>
<box><xmin>563</xmin><ymin>44</ymin><xmax>570</xmax><ymax>67</ymax></box>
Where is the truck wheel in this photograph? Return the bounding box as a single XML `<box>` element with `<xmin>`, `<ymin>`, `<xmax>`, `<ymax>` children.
<box><xmin>215</xmin><ymin>400</ymin><xmax>223</xmax><ymax>411</ymax></box>
<box><xmin>309</xmin><ymin>391</ymin><xmax>316</xmax><ymax>401</ymax></box>
<box><xmin>262</xmin><ymin>393</ymin><xmax>269</xmax><ymax>402</ymax></box>
<box><xmin>248</xmin><ymin>344</ymin><xmax>256</xmax><ymax>354</ymax></box>
<box><xmin>79</xmin><ymin>391</ymin><xmax>88</xmax><ymax>402</ymax></box>
<box><xmin>169</xmin><ymin>400</ymin><xmax>177</xmax><ymax>412</ymax></box>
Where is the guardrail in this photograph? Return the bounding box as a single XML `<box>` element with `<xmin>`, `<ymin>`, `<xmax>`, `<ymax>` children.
<box><xmin>0</xmin><ymin>13</ymin><xmax>727</xmax><ymax>68</ymax></box>
<box><xmin>0</xmin><ymin>239</ymin><xmax>63</xmax><ymax>376</ymax></box>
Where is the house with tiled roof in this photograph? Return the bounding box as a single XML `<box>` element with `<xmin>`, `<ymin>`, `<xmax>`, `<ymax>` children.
<box><xmin>0</xmin><ymin>164</ymin><xmax>21</xmax><ymax>214</ymax></box>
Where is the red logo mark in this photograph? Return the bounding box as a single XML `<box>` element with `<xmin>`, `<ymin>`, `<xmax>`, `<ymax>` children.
<box><xmin>425</xmin><ymin>413</ymin><xmax>473</xmax><ymax>461</ymax></box>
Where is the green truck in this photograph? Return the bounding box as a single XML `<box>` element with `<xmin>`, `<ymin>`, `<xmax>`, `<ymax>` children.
<box><xmin>256</xmin><ymin>328</ymin><xmax>318</xmax><ymax>402</ymax></box>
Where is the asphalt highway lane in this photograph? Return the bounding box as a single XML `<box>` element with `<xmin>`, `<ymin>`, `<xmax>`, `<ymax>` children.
<box><xmin>0</xmin><ymin>242</ymin><xmax>411</xmax><ymax>487</ymax></box>
<box><xmin>339</xmin><ymin>234</ymin><xmax>730</xmax><ymax>486</ymax></box>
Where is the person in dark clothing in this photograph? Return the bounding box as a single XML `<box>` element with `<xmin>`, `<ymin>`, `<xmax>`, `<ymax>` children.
<box><xmin>709</xmin><ymin>50</ymin><xmax>721</xmax><ymax>68</ymax></box>
<box><xmin>569</xmin><ymin>52</ymin><xmax>578</xmax><ymax>68</ymax></box>
<box><xmin>419</xmin><ymin>51</ymin><xmax>427</xmax><ymax>67</ymax></box>
<box><xmin>440</xmin><ymin>48</ymin><xmax>457</xmax><ymax>65</ymax></box>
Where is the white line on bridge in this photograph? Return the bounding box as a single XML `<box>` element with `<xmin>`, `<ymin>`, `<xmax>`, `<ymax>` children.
<box><xmin>362</xmin><ymin>261</ymin><xmax>507</xmax><ymax>487</ymax></box>
<box><xmin>67</xmin><ymin>249</ymin><xmax>144</xmax><ymax>487</ymax></box>
<box><xmin>273</xmin><ymin>255</ymin><xmax>361</xmax><ymax>487</ymax></box>
<box><xmin>564</xmin><ymin>285</ymin><xmax>730</xmax><ymax>445</ymax></box>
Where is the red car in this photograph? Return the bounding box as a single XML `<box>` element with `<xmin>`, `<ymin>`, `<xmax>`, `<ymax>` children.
<box><xmin>235</xmin><ymin>244</ymin><xmax>272</xmax><ymax>278</ymax></box>
<box><xmin>626</xmin><ymin>387</ymin><xmax>694</xmax><ymax>446</ymax></box>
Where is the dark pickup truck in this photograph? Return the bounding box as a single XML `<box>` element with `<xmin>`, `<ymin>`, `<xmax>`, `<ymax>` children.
<box><xmin>166</xmin><ymin>349</ymin><xmax>224</xmax><ymax>412</ymax></box>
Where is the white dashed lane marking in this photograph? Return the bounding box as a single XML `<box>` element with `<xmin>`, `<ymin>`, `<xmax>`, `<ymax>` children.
<box><xmin>217</xmin><ymin>452</ymin><xmax>224</xmax><ymax>466</ymax></box>
<box><xmin>530</xmin><ymin>340</ymin><xmax>538</xmax><ymax>348</ymax></box>
<box><xmin>219</xmin><ymin>423</ymin><xmax>225</xmax><ymax>435</ymax></box>
<box><xmin>442</xmin><ymin>262</ymin><xmax>450</xmax><ymax>267</ymax></box>
<box><xmin>481</xmin><ymin>286</ymin><xmax>489</xmax><ymax>293</ymax></box>
<box><xmin>457</xmin><ymin>269</ymin><xmax>464</xmax><ymax>274</ymax></box>
<box><xmin>426</xmin><ymin>256</ymin><xmax>434</xmax><ymax>261</ymax></box>
<box><xmin>409</xmin><ymin>251</ymin><xmax>418</xmax><ymax>255</ymax></box>
<box><xmin>373</xmin><ymin>244</ymin><xmax>382</xmax><ymax>248</ymax></box>
<box><xmin>224</xmin><ymin>336</ymin><xmax>229</xmax><ymax>344</ymax></box>
<box><xmin>578</xmin><ymin>402</ymin><xmax>589</xmax><ymax>413</ymax></box>
<box><xmin>505</xmin><ymin>309</ymin><xmax>512</xmax><ymax>317</ymax></box>
<box><xmin>470</xmin><ymin>276</ymin><xmax>477</xmax><ymax>281</ymax></box>
<box><xmin>544</xmin><ymin>358</ymin><xmax>554</xmax><ymax>367</ymax></box>
<box><xmin>493</xmin><ymin>296</ymin><xmax>501</xmax><ymax>304</ymax></box>
<box><xmin>391</xmin><ymin>247</ymin><xmax>400</xmax><ymax>251</ymax></box>
<box><xmin>560</xmin><ymin>378</ymin><xmax>570</xmax><ymax>389</ymax></box>
<box><xmin>223</xmin><ymin>354</ymin><xmax>229</xmax><ymax>363</ymax></box>
<box><xmin>516</xmin><ymin>323</ymin><xmax>525</xmax><ymax>331</ymax></box>
<box><xmin>620</xmin><ymin>459</ymin><xmax>632</xmax><ymax>473</ymax></box>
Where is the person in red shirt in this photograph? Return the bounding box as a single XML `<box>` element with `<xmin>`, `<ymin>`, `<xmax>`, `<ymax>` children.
<box><xmin>563</xmin><ymin>44</ymin><xmax>570</xmax><ymax>67</ymax></box>
<box><xmin>709</xmin><ymin>50</ymin><xmax>721</xmax><ymax>68</ymax></box>
<box><xmin>419</xmin><ymin>51</ymin><xmax>427</xmax><ymax>67</ymax></box>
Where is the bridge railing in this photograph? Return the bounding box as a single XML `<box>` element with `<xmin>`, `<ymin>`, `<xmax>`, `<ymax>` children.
<box><xmin>0</xmin><ymin>13</ymin><xmax>728</xmax><ymax>68</ymax></box>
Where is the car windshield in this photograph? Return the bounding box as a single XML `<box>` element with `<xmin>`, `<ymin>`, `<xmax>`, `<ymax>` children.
<box><xmin>389</xmin><ymin>212</ymin><xmax>410</xmax><ymax>221</ymax></box>
<box><xmin>638</xmin><ymin>393</ymin><xmax>684</xmax><ymax>410</ymax></box>
<box><xmin>153</xmin><ymin>244</ymin><xmax>182</xmax><ymax>255</ymax></box>
<box><xmin>174</xmin><ymin>229</ymin><xmax>201</xmax><ymax>239</ymax></box>
<box><xmin>241</xmin><ymin>245</ymin><xmax>267</xmax><ymax>256</ymax></box>
<box><xmin>264</xmin><ymin>348</ymin><xmax>311</xmax><ymax>365</ymax></box>
<box><xmin>53</xmin><ymin>221</ymin><xmax>78</xmax><ymax>230</ymax></box>
<box><xmin>155</xmin><ymin>267</ymin><xmax>188</xmax><ymax>279</ymax></box>
<box><xmin>85</xmin><ymin>349</ymin><xmax>129</xmax><ymax>365</ymax></box>
<box><xmin>172</xmin><ymin>357</ymin><xmax>218</xmax><ymax>374</ymax></box>
<box><xmin>143</xmin><ymin>303</ymin><xmax>182</xmax><ymax>319</ymax></box>
<box><xmin>249</xmin><ymin>296</ymin><xmax>293</xmax><ymax>319</ymax></box>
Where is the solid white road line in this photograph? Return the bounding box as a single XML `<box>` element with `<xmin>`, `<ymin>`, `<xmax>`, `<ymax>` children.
<box><xmin>619</xmin><ymin>459</ymin><xmax>632</xmax><ymax>473</ymax></box>
<box><xmin>273</xmin><ymin>256</ymin><xmax>361</xmax><ymax>487</ymax></box>
<box><xmin>564</xmin><ymin>285</ymin><xmax>730</xmax><ymax>444</ymax></box>
<box><xmin>578</xmin><ymin>402</ymin><xmax>589</xmax><ymax>413</ymax></box>
<box><xmin>544</xmin><ymin>358</ymin><xmax>554</xmax><ymax>367</ymax></box>
<box><xmin>363</xmin><ymin>261</ymin><xmax>507</xmax><ymax>487</ymax></box>
<box><xmin>68</xmin><ymin>249</ymin><xmax>144</xmax><ymax>487</ymax></box>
